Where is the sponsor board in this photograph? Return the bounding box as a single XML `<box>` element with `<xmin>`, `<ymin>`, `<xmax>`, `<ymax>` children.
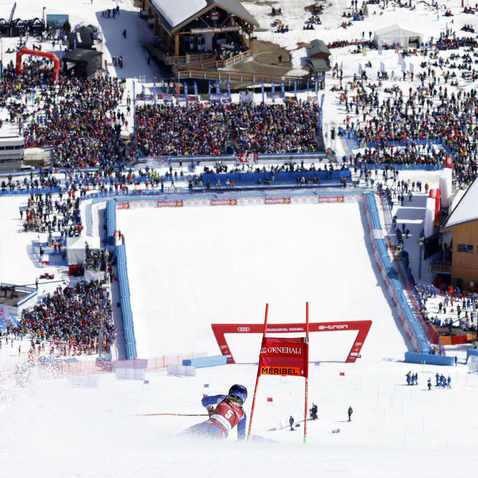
<box><xmin>318</xmin><ymin>195</ymin><xmax>344</xmax><ymax>203</ymax></box>
<box><xmin>116</xmin><ymin>202</ymin><xmax>130</xmax><ymax>210</ymax></box>
<box><xmin>265</xmin><ymin>197</ymin><xmax>290</xmax><ymax>205</ymax></box>
<box><xmin>291</xmin><ymin>196</ymin><xmax>318</xmax><ymax>205</ymax></box>
<box><xmin>157</xmin><ymin>199</ymin><xmax>183</xmax><ymax>208</ymax></box>
<box><xmin>237</xmin><ymin>197</ymin><xmax>264</xmax><ymax>206</ymax></box>
<box><xmin>129</xmin><ymin>201</ymin><xmax>157</xmax><ymax>209</ymax></box>
<box><xmin>260</xmin><ymin>366</ymin><xmax>302</xmax><ymax>376</ymax></box>
<box><xmin>211</xmin><ymin>198</ymin><xmax>237</xmax><ymax>206</ymax></box>
<box><xmin>183</xmin><ymin>199</ymin><xmax>210</xmax><ymax>207</ymax></box>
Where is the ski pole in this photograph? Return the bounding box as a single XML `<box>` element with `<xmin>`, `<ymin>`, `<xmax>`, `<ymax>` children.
<box><xmin>133</xmin><ymin>413</ymin><xmax>209</xmax><ymax>417</ymax></box>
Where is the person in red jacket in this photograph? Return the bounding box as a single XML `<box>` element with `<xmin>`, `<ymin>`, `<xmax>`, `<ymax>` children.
<box><xmin>183</xmin><ymin>384</ymin><xmax>247</xmax><ymax>440</ymax></box>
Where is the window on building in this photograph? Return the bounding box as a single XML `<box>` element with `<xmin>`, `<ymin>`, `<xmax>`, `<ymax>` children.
<box><xmin>457</xmin><ymin>244</ymin><xmax>473</xmax><ymax>253</ymax></box>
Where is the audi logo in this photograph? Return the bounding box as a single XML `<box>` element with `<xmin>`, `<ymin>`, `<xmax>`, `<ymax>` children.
<box><xmin>237</xmin><ymin>327</ymin><xmax>250</xmax><ymax>332</ymax></box>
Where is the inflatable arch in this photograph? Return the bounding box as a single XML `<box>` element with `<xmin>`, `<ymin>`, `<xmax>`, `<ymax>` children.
<box><xmin>16</xmin><ymin>47</ymin><xmax>60</xmax><ymax>81</ymax></box>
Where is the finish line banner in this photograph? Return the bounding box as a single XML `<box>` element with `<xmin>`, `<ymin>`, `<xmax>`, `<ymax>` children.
<box><xmin>259</xmin><ymin>337</ymin><xmax>308</xmax><ymax>378</ymax></box>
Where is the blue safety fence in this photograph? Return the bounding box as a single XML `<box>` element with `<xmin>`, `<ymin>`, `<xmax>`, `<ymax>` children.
<box><xmin>405</xmin><ymin>351</ymin><xmax>454</xmax><ymax>366</ymax></box>
<box><xmin>466</xmin><ymin>348</ymin><xmax>478</xmax><ymax>363</ymax></box>
<box><xmin>182</xmin><ymin>355</ymin><xmax>228</xmax><ymax>368</ymax></box>
<box><xmin>365</xmin><ymin>193</ymin><xmax>432</xmax><ymax>356</ymax></box>
<box><xmin>115</xmin><ymin>244</ymin><xmax>137</xmax><ymax>359</ymax></box>
<box><xmin>366</xmin><ymin>193</ymin><xmax>382</xmax><ymax>230</ymax></box>
<box><xmin>106</xmin><ymin>200</ymin><xmax>117</xmax><ymax>246</ymax></box>
<box><xmin>201</xmin><ymin>169</ymin><xmax>350</xmax><ymax>187</ymax></box>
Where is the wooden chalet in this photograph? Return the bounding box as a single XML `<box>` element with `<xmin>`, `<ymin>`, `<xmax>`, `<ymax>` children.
<box><xmin>140</xmin><ymin>0</ymin><xmax>259</xmax><ymax>58</ymax></box>
<box><xmin>441</xmin><ymin>178</ymin><xmax>478</xmax><ymax>291</ymax></box>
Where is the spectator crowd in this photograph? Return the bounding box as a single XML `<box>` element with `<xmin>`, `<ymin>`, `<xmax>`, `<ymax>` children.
<box><xmin>20</xmin><ymin>280</ymin><xmax>115</xmax><ymax>358</ymax></box>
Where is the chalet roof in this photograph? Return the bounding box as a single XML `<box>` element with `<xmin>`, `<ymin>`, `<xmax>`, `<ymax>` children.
<box><xmin>307</xmin><ymin>58</ymin><xmax>330</xmax><ymax>72</ymax></box>
<box><xmin>442</xmin><ymin>177</ymin><xmax>478</xmax><ymax>230</ymax></box>
<box><xmin>150</xmin><ymin>0</ymin><xmax>258</xmax><ymax>33</ymax></box>
<box><xmin>308</xmin><ymin>39</ymin><xmax>330</xmax><ymax>57</ymax></box>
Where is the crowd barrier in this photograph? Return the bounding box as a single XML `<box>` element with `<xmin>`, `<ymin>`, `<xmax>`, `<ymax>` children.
<box><xmin>365</xmin><ymin>193</ymin><xmax>433</xmax><ymax>357</ymax></box>
<box><xmin>466</xmin><ymin>348</ymin><xmax>478</xmax><ymax>363</ymax></box>
<box><xmin>404</xmin><ymin>351</ymin><xmax>454</xmax><ymax>366</ymax></box>
<box><xmin>115</xmin><ymin>244</ymin><xmax>137</xmax><ymax>359</ymax></box>
<box><xmin>201</xmin><ymin>169</ymin><xmax>350</xmax><ymax>186</ymax></box>
<box><xmin>106</xmin><ymin>200</ymin><xmax>117</xmax><ymax>246</ymax></box>
<box><xmin>182</xmin><ymin>355</ymin><xmax>228</xmax><ymax>368</ymax></box>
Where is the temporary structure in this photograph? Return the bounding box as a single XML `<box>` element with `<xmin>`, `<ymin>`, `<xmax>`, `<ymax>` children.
<box><xmin>373</xmin><ymin>24</ymin><xmax>423</xmax><ymax>48</ymax></box>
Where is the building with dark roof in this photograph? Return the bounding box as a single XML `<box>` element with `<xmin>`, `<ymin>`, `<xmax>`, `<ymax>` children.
<box><xmin>306</xmin><ymin>39</ymin><xmax>331</xmax><ymax>76</ymax></box>
<box><xmin>140</xmin><ymin>0</ymin><xmax>258</xmax><ymax>57</ymax></box>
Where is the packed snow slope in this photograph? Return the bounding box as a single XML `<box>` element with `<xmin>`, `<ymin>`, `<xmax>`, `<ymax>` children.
<box><xmin>1</xmin><ymin>1</ymin><xmax>478</xmax><ymax>477</ymax></box>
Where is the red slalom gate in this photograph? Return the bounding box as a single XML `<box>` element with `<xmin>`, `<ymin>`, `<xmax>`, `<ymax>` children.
<box><xmin>211</xmin><ymin>320</ymin><xmax>372</xmax><ymax>364</ymax></box>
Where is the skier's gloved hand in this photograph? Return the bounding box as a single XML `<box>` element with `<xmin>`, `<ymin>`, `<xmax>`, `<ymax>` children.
<box><xmin>207</xmin><ymin>407</ymin><xmax>215</xmax><ymax>417</ymax></box>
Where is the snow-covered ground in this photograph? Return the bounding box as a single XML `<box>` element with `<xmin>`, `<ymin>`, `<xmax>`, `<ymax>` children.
<box><xmin>1</xmin><ymin>1</ymin><xmax>478</xmax><ymax>477</ymax></box>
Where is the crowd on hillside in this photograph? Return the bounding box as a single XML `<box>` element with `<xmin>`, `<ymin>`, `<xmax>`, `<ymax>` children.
<box><xmin>134</xmin><ymin>101</ymin><xmax>324</xmax><ymax>156</ymax></box>
<box><xmin>0</xmin><ymin>58</ymin><xmax>126</xmax><ymax>169</ymax></box>
<box><xmin>333</xmin><ymin>34</ymin><xmax>478</xmax><ymax>187</ymax></box>
<box><xmin>20</xmin><ymin>280</ymin><xmax>115</xmax><ymax>357</ymax></box>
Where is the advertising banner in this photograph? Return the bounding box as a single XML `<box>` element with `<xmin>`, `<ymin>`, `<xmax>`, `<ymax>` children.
<box><xmin>265</xmin><ymin>196</ymin><xmax>290</xmax><ymax>205</ymax></box>
<box><xmin>259</xmin><ymin>337</ymin><xmax>309</xmax><ymax>377</ymax></box>
<box><xmin>211</xmin><ymin>198</ymin><xmax>237</xmax><ymax>206</ymax></box>
<box><xmin>157</xmin><ymin>199</ymin><xmax>183</xmax><ymax>208</ymax></box>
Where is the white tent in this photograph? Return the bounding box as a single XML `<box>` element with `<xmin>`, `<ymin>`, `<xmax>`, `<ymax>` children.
<box><xmin>66</xmin><ymin>236</ymin><xmax>101</xmax><ymax>265</ymax></box>
<box><xmin>373</xmin><ymin>24</ymin><xmax>423</xmax><ymax>48</ymax></box>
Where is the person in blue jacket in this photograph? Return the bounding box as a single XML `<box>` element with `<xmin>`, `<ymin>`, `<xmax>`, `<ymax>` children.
<box><xmin>185</xmin><ymin>384</ymin><xmax>247</xmax><ymax>440</ymax></box>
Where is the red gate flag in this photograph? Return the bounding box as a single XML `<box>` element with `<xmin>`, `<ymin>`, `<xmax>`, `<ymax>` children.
<box><xmin>258</xmin><ymin>337</ymin><xmax>309</xmax><ymax>378</ymax></box>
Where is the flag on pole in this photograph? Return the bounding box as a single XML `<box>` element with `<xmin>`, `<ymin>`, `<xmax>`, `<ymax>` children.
<box><xmin>281</xmin><ymin>79</ymin><xmax>285</xmax><ymax>94</ymax></box>
<box><xmin>193</xmin><ymin>81</ymin><xmax>198</xmax><ymax>96</ymax></box>
<box><xmin>208</xmin><ymin>81</ymin><xmax>211</xmax><ymax>96</ymax></box>
<box><xmin>294</xmin><ymin>78</ymin><xmax>297</xmax><ymax>96</ymax></box>
<box><xmin>261</xmin><ymin>80</ymin><xmax>264</xmax><ymax>103</ymax></box>
<box><xmin>184</xmin><ymin>82</ymin><xmax>188</xmax><ymax>97</ymax></box>
<box><xmin>215</xmin><ymin>80</ymin><xmax>220</xmax><ymax>95</ymax></box>
<box><xmin>227</xmin><ymin>80</ymin><xmax>231</xmax><ymax>97</ymax></box>
<box><xmin>314</xmin><ymin>77</ymin><xmax>318</xmax><ymax>96</ymax></box>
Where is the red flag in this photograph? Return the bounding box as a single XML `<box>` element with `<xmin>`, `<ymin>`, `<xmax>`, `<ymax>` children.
<box><xmin>258</xmin><ymin>337</ymin><xmax>309</xmax><ymax>378</ymax></box>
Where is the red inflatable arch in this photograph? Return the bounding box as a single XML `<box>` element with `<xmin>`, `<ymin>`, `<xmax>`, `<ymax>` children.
<box><xmin>212</xmin><ymin>320</ymin><xmax>372</xmax><ymax>364</ymax></box>
<box><xmin>16</xmin><ymin>47</ymin><xmax>60</xmax><ymax>81</ymax></box>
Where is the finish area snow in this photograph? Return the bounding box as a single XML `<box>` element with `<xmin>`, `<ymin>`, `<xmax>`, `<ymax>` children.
<box><xmin>117</xmin><ymin>202</ymin><xmax>408</xmax><ymax>361</ymax></box>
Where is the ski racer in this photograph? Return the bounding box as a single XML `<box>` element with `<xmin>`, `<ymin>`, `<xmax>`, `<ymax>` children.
<box><xmin>185</xmin><ymin>384</ymin><xmax>247</xmax><ymax>440</ymax></box>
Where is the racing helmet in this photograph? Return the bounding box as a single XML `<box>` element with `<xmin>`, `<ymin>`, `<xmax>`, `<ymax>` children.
<box><xmin>228</xmin><ymin>384</ymin><xmax>247</xmax><ymax>405</ymax></box>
